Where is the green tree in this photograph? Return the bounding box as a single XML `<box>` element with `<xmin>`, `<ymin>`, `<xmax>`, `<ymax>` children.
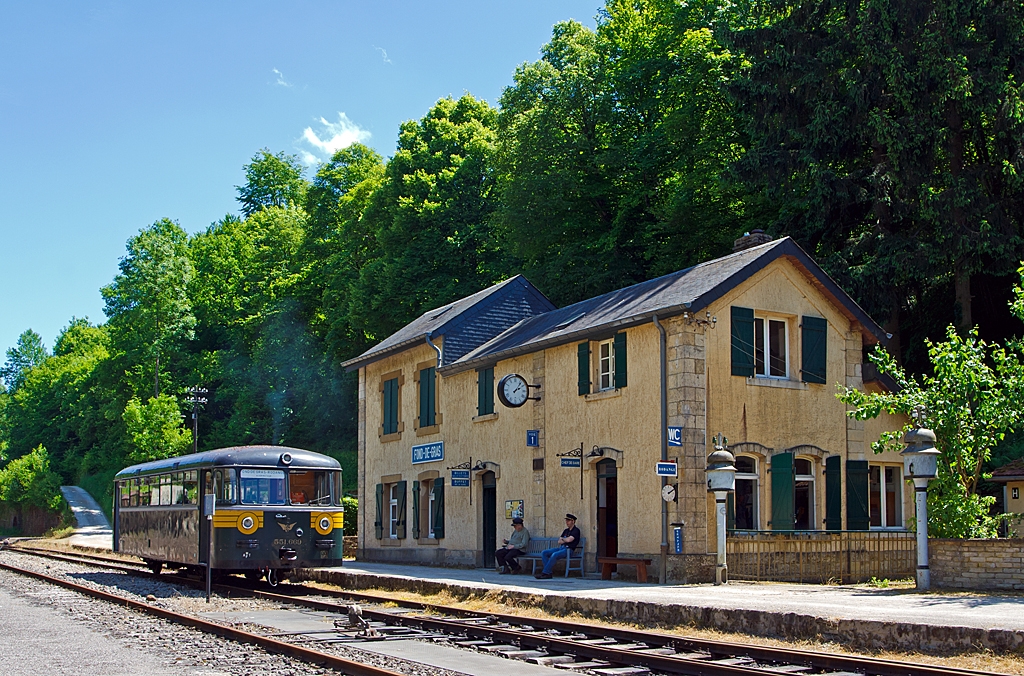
<box><xmin>0</xmin><ymin>445</ymin><xmax>65</xmax><ymax>512</ymax></box>
<box><xmin>1</xmin><ymin>329</ymin><xmax>48</xmax><ymax>391</ymax></box>
<box><xmin>839</xmin><ymin>326</ymin><xmax>1024</xmax><ymax>537</ymax></box>
<box><xmin>102</xmin><ymin>219</ymin><xmax>196</xmax><ymax>397</ymax></box>
<box><xmin>236</xmin><ymin>149</ymin><xmax>309</xmax><ymax>217</ymax></box>
<box><xmin>122</xmin><ymin>394</ymin><xmax>192</xmax><ymax>464</ymax></box>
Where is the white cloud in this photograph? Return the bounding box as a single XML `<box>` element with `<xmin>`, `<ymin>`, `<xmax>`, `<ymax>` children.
<box><xmin>300</xmin><ymin>113</ymin><xmax>372</xmax><ymax>163</ymax></box>
<box><xmin>373</xmin><ymin>46</ymin><xmax>392</xmax><ymax>64</ymax></box>
<box><xmin>272</xmin><ymin>68</ymin><xmax>292</xmax><ymax>87</ymax></box>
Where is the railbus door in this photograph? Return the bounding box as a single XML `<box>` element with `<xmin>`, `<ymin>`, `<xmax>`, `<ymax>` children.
<box><xmin>482</xmin><ymin>471</ymin><xmax>496</xmax><ymax>568</ymax></box>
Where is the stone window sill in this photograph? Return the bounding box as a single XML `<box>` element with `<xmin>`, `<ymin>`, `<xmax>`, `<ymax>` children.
<box><xmin>379</xmin><ymin>432</ymin><xmax>402</xmax><ymax>443</ymax></box>
<box><xmin>381</xmin><ymin>537</ymin><xmax>402</xmax><ymax>546</ymax></box>
<box><xmin>473</xmin><ymin>412</ymin><xmax>498</xmax><ymax>423</ymax></box>
<box><xmin>415</xmin><ymin>424</ymin><xmax>441</xmax><ymax>437</ymax></box>
<box><xmin>585</xmin><ymin>388</ymin><xmax>621</xmax><ymax>402</ymax></box>
<box><xmin>417</xmin><ymin>537</ymin><xmax>440</xmax><ymax>545</ymax></box>
<box><xmin>746</xmin><ymin>377</ymin><xmax>807</xmax><ymax>391</ymax></box>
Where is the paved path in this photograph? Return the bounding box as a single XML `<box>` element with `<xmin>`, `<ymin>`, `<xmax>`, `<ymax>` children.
<box><xmin>59</xmin><ymin>485</ymin><xmax>113</xmax><ymax>548</ymax></box>
<box><xmin>331</xmin><ymin>561</ymin><xmax>1024</xmax><ymax>633</ymax></box>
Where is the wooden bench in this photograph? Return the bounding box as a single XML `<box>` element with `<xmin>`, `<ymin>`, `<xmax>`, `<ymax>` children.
<box><xmin>598</xmin><ymin>556</ymin><xmax>652</xmax><ymax>583</ymax></box>
<box><xmin>518</xmin><ymin>537</ymin><xmax>587</xmax><ymax>577</ymax></box>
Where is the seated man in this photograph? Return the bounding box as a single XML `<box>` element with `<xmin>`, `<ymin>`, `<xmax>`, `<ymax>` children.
<box><xmin>495</xmin><ymin>517</ymin><xmax>530</xmax><ymax>574</ymax></box>
<box><xmin>535</xmin><ymin>514</ymin><xmax>581</xmax><ymax>579</ymax></box>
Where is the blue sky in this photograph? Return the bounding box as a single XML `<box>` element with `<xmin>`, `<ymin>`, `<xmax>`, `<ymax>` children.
<box><xmin>0</xmin><ymin>1</ymin><xmax>599</xmax><ymax>357</ymax></box>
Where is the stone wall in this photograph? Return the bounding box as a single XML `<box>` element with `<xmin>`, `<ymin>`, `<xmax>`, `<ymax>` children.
<box><xmin>0</xmin><ymin>506</ymin><xmax>63</xmax><ymax>536</ymax></box>
<box><xmin>931</xmin><ymin>538</ymin><xmax>1024</xmax><ymax>591</ymax></box>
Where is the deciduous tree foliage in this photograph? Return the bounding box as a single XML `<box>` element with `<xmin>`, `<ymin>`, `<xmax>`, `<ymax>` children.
<box><xmin>1</xmin><ymin>330</ymin><xmax>48</xmax><ymax>391</ymax></box>
<box><xmin>123</xmin><ymin>394</ymin><xmax>192</xmax><ymax>464</ymax></box>
<box><xmin>236</xmin><ymin>149</ymin><xmax>309</xmax><ymax>217</ymax></box>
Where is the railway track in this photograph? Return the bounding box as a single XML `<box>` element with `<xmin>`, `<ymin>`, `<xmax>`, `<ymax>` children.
<box><xmin>5</xmin><ymin>543</ymin><xmax>1008</xmax><ymax>676</ymax></box>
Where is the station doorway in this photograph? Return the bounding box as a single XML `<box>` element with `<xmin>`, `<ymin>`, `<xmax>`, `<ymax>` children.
<box><xmin>481</xmin><ymin>471</ymin><xmax>496</xmax><ymax>567</ymax></box>
<box><xmin>597</xmin><ymin>459</ymin><xmax>618</xmax><ymax>558</ymax></box>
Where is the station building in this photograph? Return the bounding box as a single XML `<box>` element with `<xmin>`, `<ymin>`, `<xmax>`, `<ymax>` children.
<box><xmin>344</xmin><ymin>235</ymin><xmax>909</xmax><ymax>581</ymax></box>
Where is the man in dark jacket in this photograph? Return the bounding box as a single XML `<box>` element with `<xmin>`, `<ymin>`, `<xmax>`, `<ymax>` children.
<box><xmin>535</xmin><ymin>514</ymin><xmax>580</xmax><ymax>579</ymax></box>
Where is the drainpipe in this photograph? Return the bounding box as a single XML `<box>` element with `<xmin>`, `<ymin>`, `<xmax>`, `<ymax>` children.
<box><xmin>653</xmin><ymin>314</ymin><xmax>668</xmax><ymax>584</ymax></box>
<box><xmin>425</xmin><ymin>332</ymin><xmax>443</xmax><ymax>364</ymax></box>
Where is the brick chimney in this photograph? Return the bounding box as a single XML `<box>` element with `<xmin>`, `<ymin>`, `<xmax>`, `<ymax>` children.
<box><xmin>733</xmin><ymin>229</ymin><xmax>773</xmax><ymax>253</ymax></box>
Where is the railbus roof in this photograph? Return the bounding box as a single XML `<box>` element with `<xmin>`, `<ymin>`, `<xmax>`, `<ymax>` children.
<box><xmin>113</xmin><ymin>445</ymin><xmax>340</xmax><ymax>479</ymax></box>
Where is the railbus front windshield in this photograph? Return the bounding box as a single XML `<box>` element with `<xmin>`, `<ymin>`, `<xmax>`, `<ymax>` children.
<box><xmin>239</xmin><ymin>469</ymin><xmax>287</xmax><ymax>505</ymax></box>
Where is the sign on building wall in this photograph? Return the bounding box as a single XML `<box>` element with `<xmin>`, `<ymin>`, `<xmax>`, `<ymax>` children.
<box><xmin>450</xmin><ymin>469</ymin><xmax>470</xmax><ymax>486</ymax></box>
<box><xmin>505</xmin><ymin>500</ymin><xmax>524</xmax><ymax>519</ymax></box>
<box><xmin>561</xmin><ymin>457</ymin><xmax>581</xmax><ymax>468</ymax></box>
<box><xmin>526</xmin><ymin>430</ymin><xmax>539</xmax><ymax>447</ymax></box>
<box><xmin>668</xmin><ymin>426</ymin><xmax>682</xmax><ymax>447</ymax></box>
<box><xmin>412</xmin><ymin>441</ymin><xmax>444</xmax><ymax>464</ymax></box>
<box><xmin>656</xmin><ymin>461</ymin><xmax>678</xmax><ymax>477</ymax></box>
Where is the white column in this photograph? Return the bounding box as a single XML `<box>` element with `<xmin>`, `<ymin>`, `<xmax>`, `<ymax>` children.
<box><xmin>914</xmin><ymin>478</ymin><xmax>930</xmax><ymax>590</ymax></box>
<box><xmin>715</xmin><ymin>490</ymin><xmax>728</xmax><ymax>585</ymax></box>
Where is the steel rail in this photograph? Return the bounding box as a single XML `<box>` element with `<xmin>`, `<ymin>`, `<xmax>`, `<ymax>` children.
<box><xmin>0</xmin><ymin>559</ymin><xmax>404</xmax><ymax>676</ymax></box>
<box><xmin>9</xmin><ymin>545</ymin><xmax>1003</xmax><ymax>676</ymax></box>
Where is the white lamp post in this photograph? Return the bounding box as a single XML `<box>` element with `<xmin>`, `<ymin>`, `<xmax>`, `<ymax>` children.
<box><xmin>706</xmin><ymin>434</ymin><xmax>736</xmax><ymax>585</ymax></box>
<box><xmin>901</xmin><ymin>426</ymin><xmax>939</xmax><ymax>590</ymax></box>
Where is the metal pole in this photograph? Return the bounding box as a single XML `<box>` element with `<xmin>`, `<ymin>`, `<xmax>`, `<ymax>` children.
<box><xmin>206</xmin><ymin>514</ymin><xmax>213</xmax><ymax>602</ymax></box>
<box><xmin>653</xmin><ymin>315</ymin><xmax>668</xmax><ymax>584</ymax></box>
<box><xmin>715</xmin><ymin>491</ymin><xmax>728</xmax><ymax>584</ymax></box>
<box><xmin>914</xmin><ymin>479</ymin><xmax>930</xmax><ymax>590</ymax></box>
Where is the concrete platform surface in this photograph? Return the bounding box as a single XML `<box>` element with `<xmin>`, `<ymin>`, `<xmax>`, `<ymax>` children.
<box><xmin>330</xmin><ymin>561</ymin><xmax>1024</xmax><ymax>630</ymax></box>
<box><xmin>59</xmin><ymin>485</ymin><xmax>113</xmax><ymax>548</ymax></box>
<box><xmin>201</xmin><ymin>608</ymin><xmax>563</xmax><ymax>675</ymax></box>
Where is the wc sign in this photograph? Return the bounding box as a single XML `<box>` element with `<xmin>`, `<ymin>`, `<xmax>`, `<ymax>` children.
<box><xmin>668</xmin><ymin>426</ymin><xmax>682</xmax><ymax>447</ymax></box>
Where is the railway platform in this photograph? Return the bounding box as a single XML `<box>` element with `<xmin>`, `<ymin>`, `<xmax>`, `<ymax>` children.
<box><xmin>299</xmin><ymin>561</ymin><xmax>1024</xmax><ymax>654</ymax></box>
<box><xmin>59</xmin><ymin>485</ymin><xmax>112</xmax><ymax>548</ymax></box>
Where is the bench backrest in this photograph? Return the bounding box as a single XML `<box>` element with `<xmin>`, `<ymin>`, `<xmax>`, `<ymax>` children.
<box><xmin>524</xmin><ymin>536</ymin><xmax>586</xmax><ymax>558</ymax></box>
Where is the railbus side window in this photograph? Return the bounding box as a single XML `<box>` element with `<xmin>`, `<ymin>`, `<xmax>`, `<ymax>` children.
<box><xmin>333</xmin><ymin>471</ymin><xmax>343</xmax><ymax>506</ymax></box>
<box><xmin>239</xmin><ymin>469</ymin><xmax>286</xmax><ymax>505</ymax></box>
<box><xmin>171</xmin><ymin>472</ymin><xmax>184</xmax><ymax>504</ymax></box>
<box><xmin>139</xmin><ymin>477</ymin><xmax>153</xmax><ymax>506</ymax></box>
<box><xmin>129</xmin><ymin>479</ymin><xmax>139</xmax><ymax>507</ymax></box>
<box><xmin>183</xmin><ymin>471</ymin><xmax>198</xmax><ymax>505</ymax></box>
<box><xmin>213</xmin><ymin>469</ymin><xmax>237</xmax><ymax>505</ymax></box>
<box><xmin>119</xmin><ymin>482</ymin><xmax>130</xmax><ymax>508</ymax></box>
<box><xmin>289</xmin><ymin>471</ymin><xmax>332</xmax><ymax>506</ymax></box>
<box><xmin>159</xmin><ymin>474</ymin><xmax>172</xmax><ymax>506</ymax></box>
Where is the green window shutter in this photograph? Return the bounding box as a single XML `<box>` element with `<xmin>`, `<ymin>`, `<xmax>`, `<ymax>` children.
<box><xmin>432</xmin><ymin>478</ymin><xmax>445</xmax><ymax>539</ymax></box>
<box><xmin>801</xmin><ymin>316</ymin><xmax>828</xmax><ymax>384</ymax></box>
<box><xmin>731</xmin><ymin>306</ymin><xmax>755</xmax><ymax>377</ymax></box>
<box><xmin>477</xmin><ymin>367</ymin><xmax>494</xmax><ymax>415</ymax></box>
<box><xmin>411</xmin><ymin>481</ymin><xmax>421</xmax><ymax>539</ymax></box>
<box><xmin>577</xmin><ymin>342</ymin><xmax>591</xmax><ymax>395</ymax></box>
<box><xmin>614</xmin><ymin>331</ymin><xmax>628</xmax><ymax>388</ymax></box>
<box><xmin>825</xmin><ymin>455</ymin><xmax>842</xmax><ymax>531</ymax></box>
<box><xmin>374</xmin><ymin>483</ymin><xmax>383</xmax><ymax>539</ymax></box>
<box><xmin>726</xmin><ymin>492</ymin><xmax>735</xmax><ymax>530</ymax></box>
<box><xmin>846</xmin><ymin>460</ymin><xmax>870</xmax><ymax>531</ymax></box>
<box><xmin>770</xmin><ymin>452</ymin><xmax>794</xmax><ymax>530</ymax></box>
<box><xmin>383</xmin><ymin>378</ymin><xmax>398</xmax><ymax>434</ymax></box>
<box><xmin>396</xmin><ymin>480</ymin><xmax>407</xmax><ymax>539</ymax></box>
<box><xmin>419</xmin><ymin>367</ymin><xmax>436</xmax><ymax>427</ymax></box>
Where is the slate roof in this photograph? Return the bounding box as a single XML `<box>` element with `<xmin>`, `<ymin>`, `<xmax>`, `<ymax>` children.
<box><xmin>342</xmin><ymin>275</ymin><xmax>556</xmax><ymax>371</ymax></box>
<box><xmin>441</xmin><ymin>237</ymin><xmax>888</xmax><ymax>375</ymax></box>
<box><xmin>992</xmin><ymin>458</ymin><xmax>1024</xmax><ymax>482</ymax></box>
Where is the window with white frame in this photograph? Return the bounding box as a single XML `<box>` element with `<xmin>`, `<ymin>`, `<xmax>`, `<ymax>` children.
<box><xmin>734</xmin><ymin>456</ymin><xmax>759</xmax><ymax>530</ymax></box>
<box><xmin>794</xmin><ymin>457</ymin><xmax>815</xmax><ymax>530</ymax></box>
<box><xmin>754</xmin><ymin>317</ymin><xmax>787</xmax><ymax>378</ymax></box>
<box><xmin>598</xmin><ymin>339</ymin><xmax>615</xmax><ymax>390</ymax></box>
<box><xmin>388</xmin><ymin>484</ymin><xmax>399</xmax><ymax>538</ymax></box>
<box><xmin>869</xmin><ymin>465</ymin><xmax>903</xmax><ymax>528</ymax></box>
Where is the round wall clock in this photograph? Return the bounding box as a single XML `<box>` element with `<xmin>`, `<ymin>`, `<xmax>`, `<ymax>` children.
<box><xmin>497</xmin><ymin>373</ymin><xmax>530</xmax><ymax>408</ymax></box>
<box><xmin>661</xmin><ymin>484</ymin><xmax>677</xmax><ymax>503</ymax></box>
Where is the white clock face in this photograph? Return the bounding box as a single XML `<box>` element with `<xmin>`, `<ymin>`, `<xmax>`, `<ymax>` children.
<box><xmin>502</xmin><ymin>374</ymin><xmax>529</xmax><ymax>407</ymax></box>
<box><xmin>662</xmin><ymin>484</ymin><xmax>676</xmax><ymax>502</ymax></box>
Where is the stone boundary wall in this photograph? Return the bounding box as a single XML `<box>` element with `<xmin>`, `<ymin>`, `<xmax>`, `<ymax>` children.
<box><xmin>931</xmin><ymin>538</ymin><xmax>1024</xmax><ymax>591</ymax></box>
<box><xmin>296</xmin><ymin>567</ymin><xmax>1024</xmax><ymax>654</ymax></box>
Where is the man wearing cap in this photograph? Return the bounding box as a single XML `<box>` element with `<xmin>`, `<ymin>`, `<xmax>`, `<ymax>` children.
<box><xmin>495</xmin><ymin>517</ymin><xmax>530</xmax><ymax>574</ymax></box>
<box><xmin>535</xmin><ymin>514</ymin><xmax>581</xmax><ymax>579</ymax></box>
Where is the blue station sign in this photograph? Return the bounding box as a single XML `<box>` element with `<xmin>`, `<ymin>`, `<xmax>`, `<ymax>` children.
<box><xmin>656</xmin><ymin>461</ymin><xmax>678</xmax><ymax>477</ymax></box>
<box><xmin>668</xmin><ymin>426</ymin><xmax>682</xmax><ymax>447</ymax></box>
<box><xmin>450</xmin><ymin>469</ymin><xmax>470</xmax><ymax>487</ymax></box>
<box><xmin>526</xmin><ymin>430</ymin><xmax>540</xmax><ymax>447</ymax></box>
<box><xmin>412</xmin><ymin>441</ymin><xmax>444</xmax><ymax>465</ymax></box>
<box><xmin>560</xmin><ymin>457</ymin><xmax>581</xmax><ymax>468</ymax></box>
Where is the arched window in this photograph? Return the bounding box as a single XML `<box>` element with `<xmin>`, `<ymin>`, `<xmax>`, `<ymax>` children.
<box><xmin>734</xmin><ymin>456</ymin><xmax>759</xmax><ymax>530</ymax></box>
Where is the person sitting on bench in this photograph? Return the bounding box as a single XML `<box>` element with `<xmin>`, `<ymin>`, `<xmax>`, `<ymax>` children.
<box><xmin>496</xmin><ymin>517</ymin><xmax>530</xmax><ymax>574</ymax></box>
<box><xmin>535</xmin><ymin>514</ymin><xmax>580</xmax><ymax>579</ymax></box>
